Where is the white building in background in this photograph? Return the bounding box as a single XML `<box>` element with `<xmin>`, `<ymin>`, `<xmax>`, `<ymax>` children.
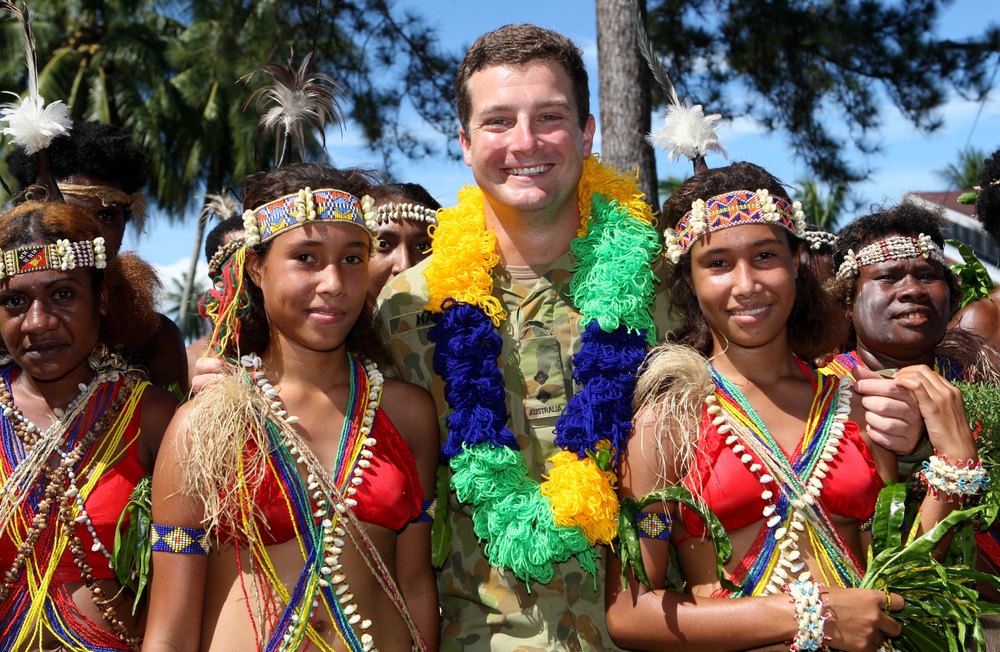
<box><xmin>904</xmin><ymin>191</ymin><xmax>1000</xmax><ymax>285</ymax></box>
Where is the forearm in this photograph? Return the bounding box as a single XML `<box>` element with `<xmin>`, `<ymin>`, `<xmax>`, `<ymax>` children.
<box><xmin>400</xmin><ymin>570</ymin><xmax>440</xmax><ymax>651</ymax></box>
<box><xmin>606</xmin><ymin>583</ymin><xmax>796</xmax><ymax>652</ymax></box>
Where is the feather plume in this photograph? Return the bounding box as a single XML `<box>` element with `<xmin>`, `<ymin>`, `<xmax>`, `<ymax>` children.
<box><xmin>0</xmin><ymin>1</ymin><xmax>71</xmax><ymax>154</ymax></box>
<box><xmin>241</xmin><ymin>51</ymin><xmax>345</xmax><ymax>168</ymax></box>
<box><xmin>630</xmin><ymin>0</ymin><xmax>726</xmax><ymax>168</ymax></box>
<box><xmin>198</xmin><ymin>190</ymin><xmax>242</xmax><ymax>224</ymax></box>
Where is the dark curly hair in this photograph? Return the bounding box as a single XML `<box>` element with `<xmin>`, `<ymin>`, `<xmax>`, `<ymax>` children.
<box><xmin>6</xmin><ymin>120</ymin><xmax>148</xmax><ymax>198</ymax></box>
<box><xmin>204</xmin><ymin>215</ymin><xmax>246</xmax><ymax>264</ymax></box>
<box><xmin>663</xmin><ymin>162</ymin><xmax>848</xmax><ymax>361</ymax></box>
<box><xmin>0</xmin><ymin>201</ymin><xmax>161</xmax><ymax>351</ymax></box>
<box><xmin>977</xmin><ymin>148</ymin><xmax>1000</xmax><ymax>242</ymax></box>
<box><xmin>830</xmin><ymin>202</ymin><xmax>959</xmax><ymax>319</ymax></box>
<box><xmin>230</xmin><ymin>163</ymin><xmax>391</xmax><ymax>366</ymax></box>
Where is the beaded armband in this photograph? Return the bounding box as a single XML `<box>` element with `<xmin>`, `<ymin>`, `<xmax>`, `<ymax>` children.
<box><xmin>920</xmin><ymin>453</ymin><xmax>990</xmax><ymax>504</ymax></box>
<box><xmin>784</xmin><ymin>579</ymin><xmax>830</xmax><ymax>651</ymax></box>
<box><xmin>413</xmin><ymin>498</ymin><xmax>437</xmax><ymax>524</ymax></box>
<box><xmin>150</xmin><ymin>524</ymin><xmax>212</xmax><ymax>555</ymax></box>
<box><xmin>636</xmin><ymin>511</ymin><xmax>672</xmax><ymax>540</ymax></box>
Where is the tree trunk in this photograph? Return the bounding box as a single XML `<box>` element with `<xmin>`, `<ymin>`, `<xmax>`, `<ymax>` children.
<box><xmin>596</xmin><ymin>0</ymin><xmax>658</xmax><ymax>211</ymax></box>
<box><xmin>177</xmin><ymin>211</ymin><xmax>208</xmax><ymax>339</ymax></box>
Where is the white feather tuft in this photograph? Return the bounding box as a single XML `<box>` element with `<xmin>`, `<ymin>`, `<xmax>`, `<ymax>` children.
<box><xmin>647</xmin><ymin>100</ymin><xmax>728</xmax><ymax>162</ymax></box>
<box><xmin>260</xmin><ymin>85</ymin><xmax>312</xmax><ymax>130</ymax></box>
<box><xmin>0</xmin><ymin>93</ymin><xmax>71</xmax><ymax>154</ymax></box>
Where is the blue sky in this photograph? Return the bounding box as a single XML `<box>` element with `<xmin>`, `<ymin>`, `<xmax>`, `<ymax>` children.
<box><xmin>141</xmin><ymin>0</ymin><xmax>1000</xmax><ymax>285</ymax></box>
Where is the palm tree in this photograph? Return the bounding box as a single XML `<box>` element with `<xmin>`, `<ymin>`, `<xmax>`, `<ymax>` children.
<box><xmin>163</xmin><ymin>274</ymin><xmax>210</xmax><ymax>344</ymax></box>
<box><xmin>176</xmin><ymin>191</ymin><xmax>240</xmax><ymax>334</ymax></box>
<box><xmin>936</xmin><ymin>147</ymin><xmax>987</xmax><ymax>191</ymax></box>
<box><xmin>0</xmin><ymin>0</ymin><xmax>189</xmax><ymax>212</ymax></box>
<box><xmin>793</xmin><ymin>179</ymin><xmax>849</xmax><ymax>231</ymax></box>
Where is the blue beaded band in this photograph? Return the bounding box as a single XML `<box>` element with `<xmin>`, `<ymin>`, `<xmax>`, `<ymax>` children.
<box><xmin>150</xmin><ymin>523</ymin><xmax>212</xmax><ymax>555</ymax></box>
<box><xmin>413</xmin><ymin>498</ymin><xmax>437</xmax><ymax>524</ymax></box>
<box><xmin>636</xmin><ymin>511</ymin><xmax>672</xmax><ymax>540</ymax></box>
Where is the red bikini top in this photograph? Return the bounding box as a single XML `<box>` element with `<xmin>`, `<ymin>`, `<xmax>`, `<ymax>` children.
<box><xmin>233</xmin><ymin>407</ymin><xmax>422</xmax><ymax>545</ymax></box>
<box><xmin>0</xmin><ymin>397</ymin><xmax>145</xmax><ymax>584</ymax></box>
<box><xmin>680</xmin><ymin>402</ymin><xmax>882</xmax><ymax>541</ymax></box>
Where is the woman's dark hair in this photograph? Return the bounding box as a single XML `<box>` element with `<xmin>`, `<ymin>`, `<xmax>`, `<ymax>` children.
<box><xmin>663</xmin><ymin>162</ymin><xmax>849</xmax><ymax>361</ymax></box>
<box><xmin>0</xmin><ymin>201</ymin><xmax>161</xmax><ymax>350</ymax></box>
<box><xmin>365</xmin><ymin>182</ymin><xmax>441</xmax><ymax>211</ymax></box>
<box><xmin>830</xmin><ymin>202</ymin><xmax>960</xmax><ymax>318</ymax></box>
<box><xmin>6</xmin><ymin>120</ymin><xmax>147</xmax><ymax>196</ymax></box>
<box><xmin>204</xmin><ymin>215</ymin><xmax>246</xmax><ymax>264</ymax></box>
<box><xmin>234</xmin><ymin>163</ymin><xmax>391</xmax><ymax>366</ymax></box>
<box><xmin>976</xmin><ymin>148</ymin><xmax>1000</xmax><ymax>242</ymax></box>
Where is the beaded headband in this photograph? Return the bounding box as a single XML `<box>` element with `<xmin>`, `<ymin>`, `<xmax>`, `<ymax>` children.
<box><xmin>664</xmin><ymin>189</ymin><xmax>807</xmax><ymax>264</ymax></box>
<box><xmin>360</xmin><ymin>195</ymin><xmax>438</xmax><ymax>228</ymax></box>
<box><xmin>836</xmin><ymin>233</ymin><xmax>945</xmax><ymax>280</ymax></box>
<box><xmin>0</xmin><ymin>237</ymin><xmax>107</xmax><ymax>279</ymax></box>
<box><xmin>242</xmin><ymin>187</ymin><xmax>370</xmax><ymax>248</ymax></box>
<box><xmin>207</xmin><ymin>236</ymin><xmax>246</xmax><ymax>273</ymax></box>
<box><xmin>801</xmin><ymin>229</ymin><xmax>838</xmax><ymax>252</ymax></box>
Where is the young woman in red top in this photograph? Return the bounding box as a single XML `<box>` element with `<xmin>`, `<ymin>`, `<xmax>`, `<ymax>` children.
<box><xmin>144</xmin><ymin>163</ymin><xmax>439</xmax><ymax>652</ymax></box>
<box><xmin>606</xmin><ymin>162</ymin><xmax>980</xmax><ymax>652</ymax></box>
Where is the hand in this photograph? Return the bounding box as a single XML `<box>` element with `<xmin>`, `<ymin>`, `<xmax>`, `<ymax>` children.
<box><xmin>891</xmin><ymin>365</ymin><xmax>975</xmax><ymax>460</ymax></box>
<box><xmin>852</xmin><ymin>365</ymin><xmax>923</xmax><ymax>455</ymax></box>
<box><xmin>823</xmin><ymin>587</ymin><xmax>903</xmax><ymax>652</ymax></box>
<box><xmin>191</xmin><ymin>356</ymin><xmax>225</xmax><ymax>394</ymax></box>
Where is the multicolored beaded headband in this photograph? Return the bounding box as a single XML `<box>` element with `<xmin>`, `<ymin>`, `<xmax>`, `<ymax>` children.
<box><xmin>664</xmin><ymin>189</ymin><xmax>807</xmax><ymax>264</ymax></box>
<box><xmin>0</xmin><ymin>237</ymin><xmax>107</xmax><ymax>279</ymax></box>
<box><xmin>242</xmin><ymin>187</ymin><xmax>370</xmax><ymax>248</ymax></box>
<box><xmin>360</xmin><ymin>196</ymin><xmax>438</xmax><ymax>228</ymax></box>
<box><xmin>836</xmin><ymin>233</ymin><xmax>945</xmax><ymax>280</ymax></box>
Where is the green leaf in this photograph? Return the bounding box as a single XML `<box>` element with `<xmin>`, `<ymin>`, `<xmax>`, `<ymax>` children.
<box><xmin>430</xmin><ymin>464</ymin><xmax>452</xmax><ymax>568</ymax></box>
<box><xmin>872</xmin><ymin>481</ymin><xmax>909</xmax><ymax>557</ymax></box>
<box><xmin>946</xmin><ymin>239</ymin><xmax>996</xmax><ymax>309</ymax></box>
<box><xmin>111</xmin><ymin>475</ymin><xmax>153</xmax><ymax>614</ymax></box>
<box><xmin>618</xmin><ymin>487</ymin><xmax>738</xmax><ymax>593</ymax></box>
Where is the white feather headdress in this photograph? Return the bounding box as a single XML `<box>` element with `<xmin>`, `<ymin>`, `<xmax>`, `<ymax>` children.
<box><xmin>632</xmin><ymin>1</ymin><xmax>727</xmax><ymax>171</ymax></box>
<box><xmin>0</xmin><ymin>1</ymin><xmax>71</xmax><ymax>154</ymax></box>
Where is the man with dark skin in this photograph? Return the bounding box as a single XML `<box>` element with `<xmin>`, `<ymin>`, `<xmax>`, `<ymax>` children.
<box><xmin>6</xmin><ymin>119</ymin><xmax>189</xmax><ymax>392</ymax></box>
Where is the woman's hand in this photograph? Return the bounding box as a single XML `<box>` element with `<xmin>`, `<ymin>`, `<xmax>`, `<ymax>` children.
<box><xmin>823</xmin><ymin>587</ymin><xmax>903</xmax><ymax>652</ymax></box>
<box><xmin>190</xmin><ymin>356</ymin><xmax>225</xmax><ymax>394</ymax></box>
<box><xmin>891</xmin><ymin>365</ymin><xmax>975</xmax><ymax>460</ymax></box>
<box><xmin>853</xmin><ymin>365</ymin><xmax>924</xmax><ymax>454</ymax></box>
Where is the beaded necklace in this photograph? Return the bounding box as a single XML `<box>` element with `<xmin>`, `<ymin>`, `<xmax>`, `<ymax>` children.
<box><xmin>232</xmin><ymin>353</ymin><xmax>423</xmax><ymax>652</ymax></box>
<box><xmin>822</xmin><ymin>349</ymin><xmax>963</xmax><ymax>382</ymax></box>
<box><xmin>0</xmin><ymin>364</ymin><xmax>145</xmax><ymax>651</ymax></box>
<box><xmin>424</xmin><ymin>156</ymin><xmax>660</xmax><ymax>583</ymax></box>
<box><xmin>706</xmin><ymin>364</ymin><xmax>863</xmax><ymax>597</ymax></box>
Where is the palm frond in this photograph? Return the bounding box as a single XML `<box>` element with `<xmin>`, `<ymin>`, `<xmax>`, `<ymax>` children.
<box><xmin>240</xmin><ymin>51</ymin><xmax>344</xmax><ymax>167</ymax></box>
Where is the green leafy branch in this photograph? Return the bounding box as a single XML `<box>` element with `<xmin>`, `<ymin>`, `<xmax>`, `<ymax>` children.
<box><xmin>111</xmin><ymin>475</ymin><xmax>152</xmax><ymax>615</ymax></box>
<box><xmin>946</xmin><ymin>239</ymin><xmax>996</xmax><ymax>310</ymax></box>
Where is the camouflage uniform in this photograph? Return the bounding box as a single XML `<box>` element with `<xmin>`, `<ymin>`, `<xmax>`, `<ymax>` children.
<box><xmin>379</xmin><ymin>253</ymin><xmax>679</xmax><ymax>652</ymax></box>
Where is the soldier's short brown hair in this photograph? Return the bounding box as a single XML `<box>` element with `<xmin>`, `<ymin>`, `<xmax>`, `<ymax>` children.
<box><xmin>455</xmin><ymin>24</ymin><xmax>589</xmax><ymax>133</ymax></box>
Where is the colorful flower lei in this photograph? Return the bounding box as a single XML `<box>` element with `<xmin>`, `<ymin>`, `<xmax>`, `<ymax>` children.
<box><xmin>424</xmin><ymin>156</ymin><xmax>660</xmax><ymax>583</ymax></box>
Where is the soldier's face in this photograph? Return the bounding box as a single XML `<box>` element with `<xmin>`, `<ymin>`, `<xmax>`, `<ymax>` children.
<box><xmin>458</xmin><ymin>61</ymin><xmax>595</xmax><ymax>225</ymax></box>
